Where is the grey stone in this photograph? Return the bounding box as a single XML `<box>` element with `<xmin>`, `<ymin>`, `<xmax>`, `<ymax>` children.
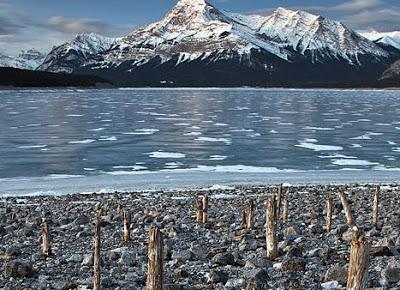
<box><xmin>324</xmin><ymin>265</ymin><xmax>347</xmax><ymax>285</ymax></box>
<box><xmin>280</xmin><ymin>258</ymin><xmax>306</xmax><ymax>272</ymax></box>
<box><xmin>212</xmin><ymin>253</ymin><xmax>235</xmax><ymax>266</ymax></box>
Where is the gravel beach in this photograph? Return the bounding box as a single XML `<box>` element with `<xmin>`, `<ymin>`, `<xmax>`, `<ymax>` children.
<box><xmin>0</xmin><ymin>184</ymin><xmax>399</xmax><ymax>290</ymax></box>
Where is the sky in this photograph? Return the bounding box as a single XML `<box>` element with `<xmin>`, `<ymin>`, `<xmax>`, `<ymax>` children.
<box><xmin>0</xmin><ymin>0</ymin><xmax>399</xmax><ymax>55</ymax></box>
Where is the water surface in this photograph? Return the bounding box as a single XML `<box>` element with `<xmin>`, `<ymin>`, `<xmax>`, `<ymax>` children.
<box><xmin>0</xmin><ymin>88</ymin><xmax>399</xmax><ymax>185</ymax></box>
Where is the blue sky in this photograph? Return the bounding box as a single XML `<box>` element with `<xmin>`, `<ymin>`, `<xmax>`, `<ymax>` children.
<box><xmin>1</xmin><ymin>0</ymin><xmax>399</xmax><ymax>55</ymax></box>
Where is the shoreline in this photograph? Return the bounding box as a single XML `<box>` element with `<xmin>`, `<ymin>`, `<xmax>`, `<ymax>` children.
<box><xmin>1</xmin><ymin>184</ymin><xmax>399</xmax><ymax>289</ymax></box>
<box><xmin>1</xmin><ymin>169</ymin><xmax>399</xmax><ymax>197</ymax></box>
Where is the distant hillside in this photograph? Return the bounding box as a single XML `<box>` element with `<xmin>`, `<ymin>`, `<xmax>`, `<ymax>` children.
<box><xmin>0</xmin><ymin>67</ymin><xmax>112</xmax><ymax>88</ymax></box>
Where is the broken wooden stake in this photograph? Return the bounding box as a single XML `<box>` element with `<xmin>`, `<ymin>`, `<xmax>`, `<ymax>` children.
<box><xmin>247</xmin><ymin>199</ymin><xmax>254</xmax><ymax>229</ymax></box>
<box><xmin>326</xmin><ymin>195</ymin><xmax>333</xmax><ymax>233</ymax></box>
<box><xmin>196</xmin><ymin>198</ymin><xmax>203</xmax><ymax>223</ymax></box>
<box><xmin>123</xmin><ymin>210</ymin><xmax>131</xmax><ymax>242</ymax></box>
<box><xmin>372</xmin><ymin>185</ymin><xmax>380</xmax><ymax>228</ymax></box>
<box><xmin>282</xmin><ymin>198</ymin><xmax>288</xmax><ymax>222</ymax></box>
<box><xmin>93</xmin><ymin>218</ymin><xmax>101</xmax><ymax>290</ymax></box>
<box><xmin>275</xmin><ymin>184</ymin><xmax>283</xmax><ymax>221</ymax></box>
<box><xmin>146</xmin><ymin>227</ymin><xmax>163</xmax><ymax>290</ymax></box>
<box><xmin>266</xmin><ymin>197</ymin><xmax>278</xmax><ymax>260</ymax></box>
<box><xmin>202</xmin><ymin>194</ymin><xmax>209</xmax><ymax>224</ymax></box>
<box><xmin>41</xmin><ymin>222</ymin><xmax>52</xmax><ymax>256</ymax></box>
<box><xmin>346</xmin><ymin>230</ymin><xmax>371</xmax><ymax>290</ymax></box>
<box><xmin>337</xmin><ymin>189</ymin><xmax>354</xmax><ymax>226</ymax></box>
<box><xmin>241</xmin><ymin>210</ymin><xmax>246</xmax><ymax>226</ymax></box>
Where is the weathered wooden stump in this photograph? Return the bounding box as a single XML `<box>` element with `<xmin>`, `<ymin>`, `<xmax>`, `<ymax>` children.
<box><xmin>202</xmin><ymin>194</ymin><xmax>209</xmax><ymax>224</ymax></box>
<box><xmin>266</xmin><ymin>198</ymin><xmax>278</xmax><ymax>260</ymax></box>
<box><xmin>326</xmin><ymin>195</ymin><xmax>333</xmax><ymax>233</ymax></box>
<box><xmin>276</xmin><ymin>184</ymin><xmax>283</xmax><ymax>221</ymax></box>
<box><xmin>247</xmin><ymin>199</ymin><xmax>254</xmax><ymax>229</ymax></box>
<box><xmin>196</xmin><ymin>198</ymin><xmax>203</xmax><ymax>223</ymax></box>
<box><xmin>346</xmin><ymin>230</ymin><xmax>371</xmax><ymax>290</ymax></box>
<box><xmin>282</xmin><ymin>198</ymin><xmax>288</xmax><ymax>222</ymax></box>
<box><xmin>372</xmin><ymin>185</ymin><xmax>380</xmax><ymax>228</ymax></box>
<box><xmin>41</xmin><ymin>222</ymin><xmax>52</xmax><ymax>256</ymax></box>
<box><xmin>241</xmin><ymin>210</ymin><xmax>247</xmax><ymax>226</ymax></box>
<box><xmin>337</xmin><ymin>189</ymin><xmax>354</xmax><ymax>226</ymax></box>
<box><xmin>93</xmin><ymin>218</ymin><xmax>101</xmax><ymax>290</ymax></box>
<box><xmin>123</xmin><ymin>210</ymin><xmax>131</xmax><ymax>242</ymax></box>
<box><xmin>146</xmin><ymin>227</ymin><xmax>163</xmax><ymax>290</ymax></box>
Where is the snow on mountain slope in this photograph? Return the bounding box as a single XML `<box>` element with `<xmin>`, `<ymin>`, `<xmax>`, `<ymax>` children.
<box><xmin>39</xmin><ymin>33</ymin><xmax>117</xmax><ymax>73</ymax></box>
<box><xmin>360</xmin><ymin>31</ymin><xmax>400</xmax><ymax>50</ymax></box>
<box><xmin>0</xmin><ymin>49</ymin><xmax>46</xmax><ymax>70</ymax></box>
<box><xmin>40</xmin><ymin>0</ymin><xmax>392</xmax><ymax>74</ymax></box>
<box><xmin>231</xmin><ymin>8</ymin><xmax>387</xmax><ymax>64</ymax></box>
<box><xmin>102</xmin><ymin>0</ymin><xmax>290</xmax><ymax>69</ymax></box>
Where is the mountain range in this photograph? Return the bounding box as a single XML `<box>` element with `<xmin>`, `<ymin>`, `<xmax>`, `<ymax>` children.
<box><xmin>2</xmin><ymin>0</ymin><xmax>400</xmax><ymax>87</ymax></box>
<box><xmin>0</xmin><ymin>49</ymin><xmax>46</xmax><ymax>71</ymax></box>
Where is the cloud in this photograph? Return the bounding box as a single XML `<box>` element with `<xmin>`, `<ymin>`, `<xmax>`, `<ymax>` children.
<box><xmin>341</xmin><ymin>8</ymin><xmax>400</xmax><ymax>30</ymax></box>
<box><xmin>45</xmin><ymin>16</ymin><xmax>117</xmax><ymax>35</ymax></box>
<box><xmin>334</xmin><ymin>0</ymin><xmax>383</xmax><ymax>11</ymax></box>
<box><xmin>0</xmin><ymin>15</ymin><xmax>24</xmax><ymax>35</ymax></box>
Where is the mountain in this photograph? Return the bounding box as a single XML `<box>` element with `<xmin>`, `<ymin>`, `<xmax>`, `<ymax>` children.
<box><xmin>39</xmin><ymin>33</ymin><xmax>117</xmax><ymax>73</ymax></box>
<box><xmin>360</xmin><ymin>31</ymin><xmax>400</xmax><ymax>51</ymax></box>
<box><xmin>38</xmin><ymin>0</ymin><xmax>400</xmax><ymax>87</ymax></box>
<box><xmin>0</xmin><ymin>49</ymin><xmax>46</xmax><ymax>70</ymax></box>
<box><xmin>380</xmin><ymin>59</ymin><xmax>400</xmax><ymax>84</ymax></box>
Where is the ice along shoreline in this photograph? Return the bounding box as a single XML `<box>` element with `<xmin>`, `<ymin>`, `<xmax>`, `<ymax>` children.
<box><xmin>0</xmin><ymin>169</ymin><xmax>399</xmax><ymax>197</ymax></box>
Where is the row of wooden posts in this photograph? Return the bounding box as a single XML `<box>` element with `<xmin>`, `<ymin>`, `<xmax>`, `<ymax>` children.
<box><xmin>37</xmin><ymin>185</ymin><xmax>381</xmax><ymax>290</ymax></box>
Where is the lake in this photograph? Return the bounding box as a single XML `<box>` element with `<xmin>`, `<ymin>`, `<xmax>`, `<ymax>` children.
<box><xmin>0</xmin><ymin>88</ymin><xmax>399</xmax><ymax>195</ymax></box>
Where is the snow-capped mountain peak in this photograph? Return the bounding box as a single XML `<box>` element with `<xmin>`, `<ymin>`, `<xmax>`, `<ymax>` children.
<box><xmin>38</xmin><ymin>0</ymin><xmax>399</xmax><ymax>84</ymax></box>
<box><xmin>38</xmin><ymin>32</ymin><xmax>117</xmax><ymax>73</ymax></box>
<box><xmin>359</xmin><ymin>31</ymin><xmax>400</xmax><ymax>50</ymax></box>
<box><xmin>0</xmin><ymin>49</ymin><xmax>46</xmax><ymax>70</ymax></box>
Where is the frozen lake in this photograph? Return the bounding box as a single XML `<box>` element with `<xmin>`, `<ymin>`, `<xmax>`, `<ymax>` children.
<box><xmin>0</xmin><ymin>88</ymin><xmax>399</xmax><ymax>195</ymax></box>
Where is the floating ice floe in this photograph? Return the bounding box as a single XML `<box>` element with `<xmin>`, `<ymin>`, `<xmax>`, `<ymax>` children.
<box><xmin>332</xmin><ymin>159</ymin><xmax>379</xmax><ymax>166</ymax></box>
<box><xmin>318</xmin><ymin>154</ymin><xmax>357</xmax><ymax>159</ymax></box>
<box><xmin>209</xmin><ymin>155</ymin><xmax>227</xmax><ymax>161</ymax></box>
<box><xmin>184</xmin><ymin>132</ymin><xmax>202</xmax><ymax>136</ymax></box>
<box><xmin>98</xmin><ymin>136</ymin><xmax>117</xmax><ymax>141</ymax></box>
<box><xmin>303</xmin><ymin>126</ymin><xmax>335</xmax><ymax>131</ymax></box>
<box><xmin>146</xmin><ymin>151</ymin><xmax>186</xmax><ymax>159</ymax></box>
<box><xmin>296</xmin><ymin>140</ymin><xmax>343</xmax><ymax>151</ymax></box>
<box><xmin>122</xmin><ymin>129</ymin><xmax>159</xmax><ymax>135</ymax></box>
<box><xmin>112</xmin><ymin>165</ymin><xmax>148</xmax><ymax>170</ymax></box>
<box><xmin>18</xmin><ymin>144</ymin><xmax>47</xmax><ymax>149</ymax></box>
<box><xmin>195</xmin><ymin>137</ymin><xmax>232</xmax><ymax>145</ymax></box>
<box><xmin>68</xmin><ymin>139</ymin><xmax>96</xmax><ymax>144</ymax></box>
<box><xmin>351</xmin><ymin>132</ymin><xmax>383</xmax><ymax>140</ymax></box>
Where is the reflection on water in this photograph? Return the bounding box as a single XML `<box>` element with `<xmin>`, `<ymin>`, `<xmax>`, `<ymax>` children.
<box><xmin>0</xmin><ymin>88</ymin><xmax>399</xmax><ymax>178</ymax></box>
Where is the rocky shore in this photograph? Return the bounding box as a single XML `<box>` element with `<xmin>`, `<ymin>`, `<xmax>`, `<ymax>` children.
<box><xmin>0</xmin><ymin>184</ymin><xmax>399</xmax><ymax>289</ymax></box>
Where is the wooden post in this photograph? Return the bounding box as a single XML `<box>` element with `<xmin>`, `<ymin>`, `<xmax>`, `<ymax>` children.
<box><xmin>196</xmin><ymin>199</ymin><xmax>203</xmax><ymax>223</ymax></box>
<box><xmin>266</xmin><ymin>198</ymin><xmax>278</xmax><ymax>260</ymax></box>
<box><xmin>241</xmin><ymin>210</ymin><xmax>246</xmax><ymax>226</ymax></box>
<box><xmin>41</xmin><ymin>222</ymin><xmax>52</xmax><ymax>256</ymax></box>
<box><xmin>346</xmin><ymin>230</ymin><xmax>371</xmax><ymax>290</ymax></box>
<box><xmin>372</xmin><ymin>186</ymin><xmax>380</xmax><ymax>228</ymax></box>
<box><xmin>247</xmin><ymin>199</ymin><xmax>254</xmax><ymax>229</ymax></box>
<box><xmin>282</xmin><ymin>198</ymin><xmax>288</xmax><ymax>222</ymax></box>
<box><xmin>123</xmin><ymin>210</ymin><xmax>131</xmax><ymax>242</ymax></box>
<box><xmin>202</xmin><ymin>194</ymin><xmax>208</xmax><ymax>224</ymax></box>
<box><xmin>146</xmin><ymin>227</ymin><xmax>163</xmax><ymax>290</ymax></box>
<box><xmin>337</xmin><ymin>189</ymin><xmax>354</xmax><ymax>226</ymax></box>
<box><xmin>117</xmin><ymin>204</ymin><xmax>123</xmax><ymax>215</ymax></box>
<box><xmin>326</xmin><ymin>195</ymin><xmax>333</xmax><ymax>233</ymax></box>
<box><xmin>276</xmin><ymin>184</ymin><xmax>283</xmax><ymax>221</ymax></box>
<box><xmin>93</xmin><ymin>218</ymin><xmax>101</xmax><ymax>290</ymax></box>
